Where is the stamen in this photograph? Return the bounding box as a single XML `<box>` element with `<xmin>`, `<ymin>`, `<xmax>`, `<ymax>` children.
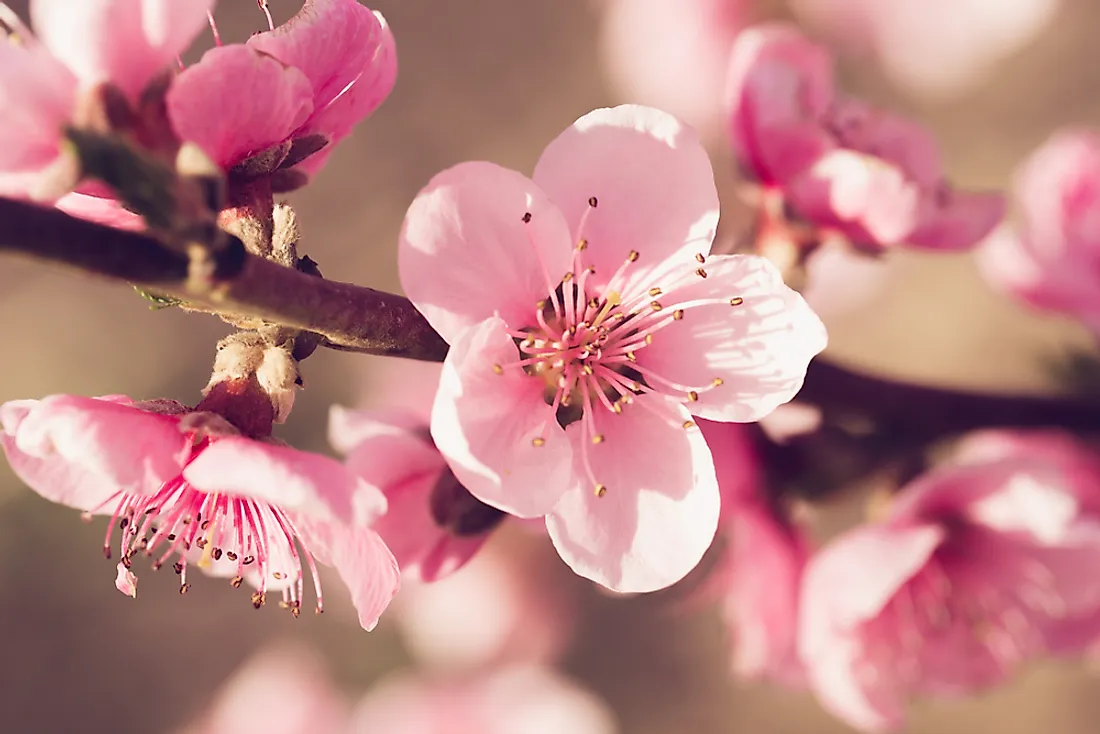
<box><xmin>257</xmin><ymin>0</ymin><xmax>275</xmax><ymax>31</ymax></box>
<box><xmin>207</xmin><ymin>10</ymin><xmax>222</xmax><ymax>46</ymax></box>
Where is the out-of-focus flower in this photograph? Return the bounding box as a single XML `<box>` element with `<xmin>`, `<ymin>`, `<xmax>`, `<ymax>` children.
<box><xmin>348</xmin><ymin>665</ymin><xmax>618</xmax><ymax>734</ymax></box>
<box><xmin>1</xmin><ymin>348</ymin><xmax>400</xmax><ymax>630</ymax></box>
<box><xmin>599</xmin><ymin>0</ymin><xmax>744</xmax><ymax>140</ymax></box>
<box><xmin>698</xmin><ymin>418</ymin><xmax>808</xmax><ymax>685</ymax></box>
<box><xmin>167</xmin><ymin>0</ymin><xmax>396</xmax><ymax>186</ymax></box>
<box><xmin>399</xmin><ymin>104</ymin><xmax>826</xmax><ymax>593</ymax></box>
<box><xmin>799</xmin><ymin>430</ymin><xmax>1100</xmax><ymax>732</ymax></box>
<box><xmin>179</xmin><ymin>646</ymin><xmax>348</xmax><ymax>734</ymax></box>
<box><xmin>392</xmin><ymin>540</ymin><xmax>577</xmax><ymax>672</ymax></box>
<box><xmin>979</xmin><ymin>129</ymin><xmax>1100</xmax><ymax>335</ymax></box>
<box><xmin>330</xmin><ymin>406</ymin><xmax>503</xmax><ymax>583</ymax></box>
<box><xmin>727</xmin><ymin>25</ymin><xmax>1004</xmax><ymax>253</ymax></box>
<box><xmin>0</xmin><ymin>0</ymin><xmax>214</xmax><ymax>198</ymax></box>
<box><xmin>791</xmin><ymin>0</ymin><xmax>1058</xmax><ymax>100</ymax></box>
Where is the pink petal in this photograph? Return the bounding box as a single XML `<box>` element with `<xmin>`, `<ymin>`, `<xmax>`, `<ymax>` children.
<box><xmin>399</xmin><ymin>161</ymin><xmax>574</xmax><ymax>342</ymax></box>
<box><xmin>0</xmin><ymin>40</ymin><xmax>75</xmax><ymax>175</ymax></box>
<box><xmin>430</xmin><ymin>317</ymin><xmax>573</xmax><ymax>518</ymax></box>
<box><xmin>54</xmin><ymin>193</ymin><xmax>143</xmax><ymax>230</ymax></box>
<box><xmin>183</xmin><ymin>437</ymin><xmax>368</xmax><ymax>524</ymax></box>
<box><xmin>328</xmin><ymin>404</ymin><xmax>433</xmax><ymax>458</ymax></box>
<box><xmin>638</xmin><ymin>254</ymin><xmax>827</xmax><ymax>422</ymax></box>
<box><xmin>532</xmin><ymin>105</ymin><xmax>719</xmax><ymax>296</ymax></box>
<box><xmin>32</xmin><ymin>0</ymin><xmax>215</xmax><ymax>101</ymax></box>
<box><xmin>908</xmin><ymin>190</ymin><xmax>1006</xmax><ymax>250</ymax></box>
<box><xmin>330</xmin><ymin>526</ymin><xmax>401</xmax><ymax>631</ymax></box>
<box><xmin>546</xmin><ymin>394</ymin><xmax>720</xmax><ymax>592</ymax></box>
<box><xmin>114</xmin><ymin>562</ymin><xmax>138</xmax><ymax>597</ymax></box>
<box><xmin>2</xmin><ymin>395</ymin><xmax>189</xmax><ymax>503</ymax></box>
<box><xmin>167</xmin><ymin>45</ymin><xmax>314</xmax><ymax>169</ymax></box>
<box><xmin>724</xmin><ymin>24</ymin><xmax>835</xmax><ymax>185</ymax></box>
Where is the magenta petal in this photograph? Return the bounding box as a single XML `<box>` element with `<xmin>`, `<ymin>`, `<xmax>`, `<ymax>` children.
<box><xmin>546</xmin><ymin>394</ymin><xmax>720</xmax><ymax>592</ymax></box>
<box><xmin>2</xmin><ymin>395</ymin><xmax>189</xmax><ymax>505</ymax></box>
<box><xmin>167</xmin><ymin>45</ymin><xmax>314</xmax><ymax>169</ymax></box>
<box><xmin>638</xmin><ymin>254</ymin><xmax>827</xmax><ymax>422</ymax></box>
<box><xmin>32</xmin><ymin>0</ymin><xmax>215</xmax><ymax>100</ymax></box>
<box><xmin>430</xmin><ymin>317</ymin><xmax>573</xmax><ymax>518</ymax></box>
<box><xmin>399</xmin><ymin>162</ymin><xmax>574</xmax><ymax>343</ymax></box>
<box><xmin>183</xmin><ymin>438</ymin><xmax>365</xmax><ymax>523</ymax></box>
<box><xmin>908</xmin><ymin>190</ymin><xmax>1006</xmax><ymax>250</ymax></box>
<box><xmin>532</xmin><ymin>105</ymin><xmax>719</xmax><ymax>295</ymax></box>
<box><xmin>54</xmin><ymin>193</ymin><xmax>143</xmax><ymax>230</ymax></box>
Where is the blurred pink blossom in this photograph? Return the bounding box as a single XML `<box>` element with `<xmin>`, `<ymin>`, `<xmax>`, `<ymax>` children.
<box><xmin>599</xmin><ymin>0</ymin><xmax>744</xmax><ymax>140</ymax></box>
<box><xmin>348</xmin><ymin>665</ymin><xmax>618</xmax><ymax>734</ymax></box>
<box><xmin>0</xmin><ymin>0</ymin><xmax>214</xmax><ymax>198</ymax></box>
<box><xmin>331</xmin><ymin>405</ymin><xmax>502</xmax><ymax>583</ymax></box>
<box><xmin>1</xmin><ymin>394</ymin><xmax>399</xmax><ymax>630</ymax></box>
<box><xmin>979</xmin><ymin>129</ymin><xmax>1100</xmax><ymax>334</ymax></box>
<box><xmin>791</xmin><ymin>0</ymin><xmax>1059</xmax><ymax>100</ymax></box>
<box><xmin>727</xmin><ymin>25</ymin><xmax>1004</xmax><ymax>252</ymax></box>
<box><xmin>799</xmin><ymin>430</ymin><xmax>1100</xmax><ymax>732</ymax></box>
<box><xmin>699</xmin><ymin>418</ymin><xmax>808</xmax><ymax>685</ymax></box>
<box><xmin>168</xmin><ymin>0</ymin><xmax>396</xmax><ymax>181</ymax></box>
<box><xmin>399</xmin><ymin>104</ymin><xmax>826</xmax><ymax>593</ymax></box>
<box><xmin>392</xmin><ymin>540</ymin><xmax>577</xmax><ymax>672</ymax></box>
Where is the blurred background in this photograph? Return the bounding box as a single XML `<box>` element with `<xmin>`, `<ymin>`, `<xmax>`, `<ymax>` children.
<box><xmin>2</xmin><ymin>0</ymin><xmax>1100</xmax><ymax>731</ymax></box>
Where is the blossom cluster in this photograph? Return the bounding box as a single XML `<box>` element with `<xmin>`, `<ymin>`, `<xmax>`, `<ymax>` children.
<box><xmin>2</xmin><ymin>0</ymin><xmax>1100</xmax><ymax>733</ymax></box>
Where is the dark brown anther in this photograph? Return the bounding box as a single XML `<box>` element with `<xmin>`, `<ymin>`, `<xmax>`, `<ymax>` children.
<box><xmin>273</xmin><ymin>571</ymin><xmax>284</xmax><ymax>580</ymax></box>
<box><xmin>251</xmin><ymin>592</ymin><xmax>266</xmax><ymax>609</ymax></box>
<box><xmin>119</xmin><ymin>518</ymin><xmax>129</xmax><ymax>530</ymax></box>
<box><xmin>212</xmin><ymin>548</ymin><xmax>223</xmax><ymax>561</ymax></box>
<box><xmin>103</xmin><ymin>546</ymin><xmax>112</xmax><ymax>560</ymax></box>
<box><xmin>522</xmin><ymin>212</ymin><xmax>532</xmax><ymax>223</ymax></box>
<box><xmin>230</xmin><ymin>576</ymin><xmax>244</xmax><ymax>588</ymax></box>
<box><xmin>151</xmin><ymin>560</ymin><xmax>163</xmax><ymax>571</ymax></box>
<box><xmin>588</xmin><ymin>196</ymin><xmax>598</xmax><ymax>207</ymax></box>
<box><xmin>195</xmin><ymin>538</ymin><xmax>208</xmax><ymax>549</ymax></box>
<box><xmin>179</xmin><ymin>584</ymin><xmax>191</xmax><ymax>595</ymax></box>
<box><xmin>173</xmin><ymin>562</ymin><xmax>184</xmax><ymax>575</ymax></box>
<box><xmin>121</xmin><ymin>555</ymin><xmax>133</xmax><ymax>570</ymax></box>
<box><xmin>167</xmin><ymin>534</ymin><xmax>176</xmax><ymax>541</ymax></box>
<box><xmin>200</xmin><ymin>520</ymin><xmax>211</xmax><ymax>531</ymax></box>
<box><xmin>226</xmin><ymin>551</ymin><xmax>238</xmax><ymax>561</ymax></box>
<box><xmin>243</xmin><ymin>555</ymin><xmax>255</xmax><ymax>565</ymax></box>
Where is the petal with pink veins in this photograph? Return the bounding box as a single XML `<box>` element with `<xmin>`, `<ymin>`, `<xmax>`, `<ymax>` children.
<box><xmin>399</xmin><ymin>163</ymin><xmax>574</xmax><ymax>343</ymax></box>
<box><xmin>546</xmin><ymin>394</ymin><xmax>720</xmax><ymax>592</ymax></box>
<box><xmin>532</xmin><ymin>104</ymin><xmax>719</xmax><ymax>295</ymax></box>
<box><xmin>638</xmin><ymin>255</ymin><xmax>827</xmax><ymax>423</ymax></box>
<box><xmin>167</xmin><ymin>45</ymin><xmax>314</xmax><ymax>169</ymax></box>
<box><xmin>2</xmin><ymin>395</ymin><xmax>189</xmax><ymax>502</ymax></box>
<box><xmin>430</xmin><ymin>317</ymin><xmax>573</xmax><ymax>518</ymax></box>
<box><xmin>183</xmin><ymin>437</ymin><xmax>367</xmax><ymax>524</ymax></box>
<box><xmin>31</xmin><ymin>0</ymin><xmax>216</xmax><ymax>100</ymax></box>
<box><xmin>327</xmin><ymin>525</ymin><xmax>401</xmax><ymax>632</ymax></box>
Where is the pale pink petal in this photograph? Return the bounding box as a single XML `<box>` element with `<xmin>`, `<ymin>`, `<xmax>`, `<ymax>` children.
<box><xmin>532</xmin><ymin>104</ymin><xmax>719</xmax><ymax>295</ymax></box>
<box><xmin>638</xmin><ymin>255</ymin><xmax>827</xmax><ymax>422</ymax></box>
<box><xmin>430</xmin><ymin>317</ymin><xmax>573</xmax><ymax>518</ymax></box>
<box><xmin>54</xmin><ymin>193</ymin><xmax>143</xmax><ymax>230</ymax></box>
<box><xmin>183</xmin><ymin>437</ymin><xmax>365</xmax><ymax>523</ymax></box>
<box><xmin>0</xmin><ymin>40</ymin><xmax>75</xmax><ymax>175</ymax></box>
<box><xmin>724</xmin><ymin>24</ymin><xmax>835</xmax><ymax>185</ymax></box>
<box><xmin>32</xmin><ymin>0</ymin><xmax>216</xmax><ymax>100</ymax></box>
<box><xmin>399</xmin><ymin>162</ymin><xmax>574</xmax><ymax>343</ymax></box>
<box><xmin>907</xmin><ymin>190</ymin><xmax>1005</xmax><ymax>250</ymax></box>
<box><xmin>328</xmin><ymin>404</ymin><xmax>434</xmax><ymax>459</ymax></box>
<box><xmin>167</xmin><ymin>45</ymin><xmax>314</xmax><ymax>169</ymax></box>
<box><xmin>114</xmin><ymin>562</ymin><xmax>138</xmax><ymax>597</ymax></box>
<box><xmin>547</xmin><ymin>394</ymin><xmax>720</xmax><ymax>592</ymax></box>
<box><xmin>3</xmin><ymin>395</ymin><xmax>189</xmax><ymax>501</ymax></box>
<box><xmin>330</xmin><ymin>526</ymin><xmax>401</xmax><ymax>631</ymax></box>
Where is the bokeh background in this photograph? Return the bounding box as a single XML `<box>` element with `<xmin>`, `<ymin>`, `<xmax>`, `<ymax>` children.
<box><xmin>2</xmin><ymin>0</ymin><xmax>1100</xmax><ymax>731</ymax></box>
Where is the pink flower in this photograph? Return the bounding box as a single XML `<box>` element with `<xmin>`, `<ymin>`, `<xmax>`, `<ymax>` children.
<box><xmin>399</xmin><ymin>104</ymin><xmax>826</xmax><ymax>593</ymax></box>
<box><xmin>799</xmin><ymin>430</ymin><xmax>1100</xmax><ymax>732</ymax></box>
<box><xmin>167</xmin><ymin>0</ymin><xmax>396</xmax><ymax>183</ymax></box>
<box><xmin>180</xmin><ymin>646</ymin><xmax>348</xmax><ymax>734</ymax></box>
<box><xmin>599</xmin><ymin>0</ymin><xmax>744</xmax><ymax>140</ymax></box>
<box><xmin>698</xmin><ymin>419</ymin><xmax>807</xmax><ymax>685</ymax></box>
<box><xmin>978</xmin><ymin>129</ymin><xmax>1100</xmax><ymax>334</ymax></box>
<box><xmin>0</xmin><ymin>0</ymin><xmax>214</xmax><ymax>198</ymax></box>
<box><xmin>392</xmin><ymin>540</ymin><xmax>577</xmax><ymax>672</ymax></box>
<box><xmin>1</xmin><ymin>394</ymin><xmax>400</xmax><ymax>630</ymax></box>
<box><xmin>791</xmin><ymin>0</ymin><xmax>1058</xmax><ymax>100</ymax></box>
<box><xmin>348</xmin><ymin>665</ymin><xmax>618</xmax><ymax>734</ymax></box>
<box><xmin>726</xmin><ymin>25</ymin><xmax>1004</xmax><ymax>252</ymax></box>
<box><xmin>330</xmin><ymin>405</ymin><xmax>502</xmax><ymax>583</ymax></box>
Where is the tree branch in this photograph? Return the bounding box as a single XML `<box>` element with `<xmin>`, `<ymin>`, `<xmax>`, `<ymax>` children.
<box><xmin>3</xmin><ymin>195</ymin><xmax>1099</xmax><ymax>434</ymax></box>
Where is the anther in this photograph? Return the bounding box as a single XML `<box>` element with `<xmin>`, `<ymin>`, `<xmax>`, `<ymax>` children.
<box><xmin>627</xmin><ymin>250</ymin><xmax>639</xmax><ymax>262</ymax></box>
<box><xmin>230</xmin><ymin>576</ymin><xmax>244</xmax><ymax>588</ymax></box>
<box><xmin>180</xmin><ymin>583</ymin><xmax>192</xmax><ymax>595</ymax></box>
<box><xmin>200</xmin><ymin>520</ymin><xmax>210</xmax><ymax>531</ymax></box>
<box><xmin>151</xmin><ymin>560</ymin><xmax>163</xmax><ymax>571</ymax></box>
<box><xmin>212</xmin><ymin>548</ymin><xmax>223</xmax><ymax>561</ymax></box>
<box><xmin>595</xmin><ymin>484</ymin><xmax>607</xmax><ymax>497</ymax></box>
<box><xmin>251</xmin><ymin>592</ymin><xmax>266</xmax><ymax>609</ymax></box>
<box><xmin>650</xmin><ymin>301</ymin><xmax>663</xmax><ymax>312</ymax></box>
<box><xmin>730</xmin><ymin>297</ymin><xmax>744</xmax><ymax>306</ymax></box>
<box><xmin>695</xmin><ymin>253</ymin><xmax>706</xmax><ymax>263</ymax></box>
<box><xmin>648</xmin><ymin>287</ymin><xmax>662</xmax><ymax>297</ymax></box>
<box><xmin>696</xmin><ymin>268</ymin><xmax>708</xmax><ymax>278</ymax></box>
<box><xmin>522</xmin><ymin>212</ymin><xmax>532</xmax><ymax>223</ymax></box>
<box><xmin>712</xmin><ymin>377</ymin><xmax>724</xmax><ymax>387</ymax></box>
<box><xmin>531</xmin><ymin>437</ymin><xmax>546</xmax><ymax>447</ymax></box>
<box><xmin>688</xmin><ymin>391</ymin><xmax>699</xmax><ymax>401</ymax></box>
<box><xmin>173</xmin><ymin>562</ymin><xmax>184</xmax><ymax>575</ymax></box>
<box><xmin>167</xmin><ymin>534</ymin><xmax>176</xmax><ymax>541</ymax></box>
<box><xmin>673</xmin><ymin>309</ymin><xmax>684</xmax><ymax>320</ymax></box>
<box><xmin>582</xmin><ymin>364</ymin><xmax>594</xmax><ymax>375</ymax></box>
<box><xmin>273</xmin><ymin>571</ymin><xmax>285</xmax><ymax>580</ymax></box>
<box><xmin>563</xmin><ymin>271</ymin><xmax>574</xmax><ymax>282</ymax></box>
<box><xmin>645</xmin><ymin>334</ymin><xmax>654</xmax><ymax>345</ymax></box>
<box><xmin>588</xmin><ymin>196</ymin><xmax>598</xmax><ymax>207</ymax></box>
<box><xmin>612</xmin><ymin>402</ymin><xmax>623</xmax><ymax>414</ymax></box>
<box><xmin>683</xmin><ymin>420</ymin><xmax>696</xmax><ymax>429</ymax></box>
<box><xmin>226</xmin><ymin>551</ymin><xmax>237</xmax><ymax>561</ymax></box>
<box><xmin>626</xmin><ymin>351</ymin><xmax>636</xmax><ymax>361</ymax></box>
<box><xmin>577</xmin><ymin>239</ymin><xmax>588</xmax><ymax>251</ymax></box>
<box><xmin>493</xmin><ymin>364</ymin><xmax>504</xmax><ymax>375</ymax></box>
<box><xmin>592</xmin><ymin>434</ymin><xmax>605</xmax><ymax>444</ymax></box>
<box><xmin>243</xmin><ymin>555</ymin><xmax>255</xmax><ymax>565</ymax></box>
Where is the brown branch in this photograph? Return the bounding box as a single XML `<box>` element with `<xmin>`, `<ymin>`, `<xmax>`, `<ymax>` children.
<box><xmin>0</xmin><ymin>197</ymin><xmax>448</xmax><ymax>361</ymax></box>
<box><xmin>3</xmin><ymin>195</ymin><xmax>1100</xmax><ymax>434</ymax></box>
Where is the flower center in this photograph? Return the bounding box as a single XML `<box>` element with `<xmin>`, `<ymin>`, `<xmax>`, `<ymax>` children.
<box><xmin>98</xmin><ymin>440</ymin><xmax>323</xmax><ymax>616</ymax></box>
